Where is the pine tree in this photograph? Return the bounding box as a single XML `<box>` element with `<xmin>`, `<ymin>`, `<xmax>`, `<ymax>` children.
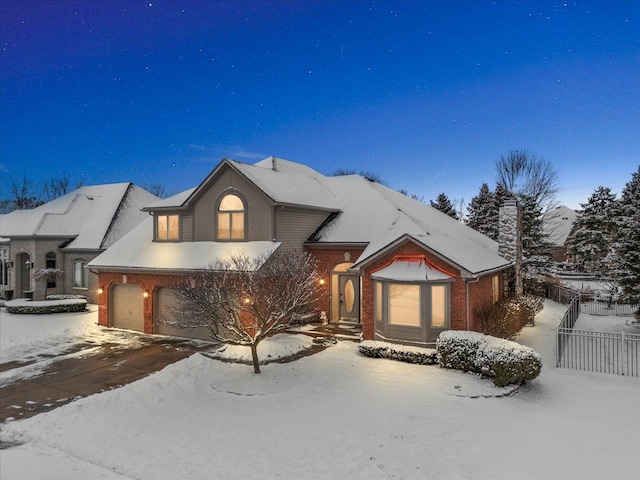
<box><xmin>566</xmin><ymin>186</ymin><xmax>618</xmax><ymax>274</ymax></box>
<box><xmin>612</xmin><ymin>167</ymin><xmax>640</xmax><ymax>309</ymax></box>
<box><xmin>430</xmin><ymin>193</ymin><xmax>459</xmax><ymax>220</ymax></box>
<box><xmin>520</xmin><ymin>194</ymin><xmax>549</xmax><ymax>279</ymax></box>
<box><xmin>466</xmin><ymin>183</ymin><xmax>496</xmax><ymax>239</ymax></box>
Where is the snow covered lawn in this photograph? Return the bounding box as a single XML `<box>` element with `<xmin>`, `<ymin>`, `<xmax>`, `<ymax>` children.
<box><xmin>1</xmin><ymin>301</ymin><xmax>639</xmax><ymax>480</ymax></box>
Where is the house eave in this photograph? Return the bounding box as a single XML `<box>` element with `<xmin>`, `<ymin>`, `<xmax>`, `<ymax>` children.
<box><xmin>351</xmin><ymin>234</ymin><xmax>483</xmax><ymax>279</ymax></box>
<box><xmin>304</xmin><ymin>241</ymin><xmax>369</xmax><ymax>249</ymax></box>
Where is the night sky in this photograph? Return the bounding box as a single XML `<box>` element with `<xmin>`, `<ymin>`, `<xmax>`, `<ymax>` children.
<box><xmin>1</xmin><ymin>0</ymin><xmax>638</xmax><ymax>209</ymax></box>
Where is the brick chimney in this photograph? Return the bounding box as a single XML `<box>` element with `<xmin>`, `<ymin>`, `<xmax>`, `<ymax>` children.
<box><xmin>498</xmin><ymin>198</ymin><xmax>523</xmax><ymax>296</ymax></box>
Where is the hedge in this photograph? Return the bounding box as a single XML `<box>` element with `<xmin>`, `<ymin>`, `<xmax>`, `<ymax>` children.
<box><xmin>4</xmin><ymin>299</ymin><xmax>87</xmax><ymax>315</ymax></box>
<box><xmin>436</xmin><ymin>330</ymin><xmax>542</xmax><ymax>387</ymax></box>
<box><xmin>358</xmin><ymin>340</ymin><xmax>438</xmax><ymax>365</ymax></box>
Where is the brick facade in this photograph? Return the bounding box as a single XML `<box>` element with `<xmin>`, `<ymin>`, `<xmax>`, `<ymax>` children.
<box><xmin>98</xmin><ymin>242</ymin><xmax>506</xmax><ymax>345</ymax></box>
<box><xmin>97</xmin><ymin>271</ymin><xmax>184</xmax><ymax>333</ymax></box>
<box><xmin>307</xmin><ymin>247</ymin><xmax>365</xmax><ymax>320</ymax></box>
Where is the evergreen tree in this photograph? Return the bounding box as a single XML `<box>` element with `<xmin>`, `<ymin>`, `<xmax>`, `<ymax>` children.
<box><xmin>430</xmin><ymin>193</ymin><xmax>459</xmax><ymax>220</ymax></box>
<box><xmin>466</xmin><ymin>183</ymin><xmax>497</xmax><ymax>239</ymax></box>
<box><xmin>612</xmin><ymin>167</ymin><xmax>640</xmax><ymax>309</ymax></box>
<box><xmin>567</xmin><ymin>186</ymin><xmax>618</xmax><ymax>274</ymax></box>
<box><xmin>520</xmin><ymin>194</ymin><xmax>550</xmax><ymax>279</ymax></box>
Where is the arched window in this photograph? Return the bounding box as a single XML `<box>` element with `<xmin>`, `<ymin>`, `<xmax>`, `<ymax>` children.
<box><xmin>45</xmin><ymin>252</ymin><xmax>57</xmax><ymax>288</ymax></box>
<box><xmin>217</xmin><ymin>193</ymin><xmax>246</xmax><ymax>240</ymax></box>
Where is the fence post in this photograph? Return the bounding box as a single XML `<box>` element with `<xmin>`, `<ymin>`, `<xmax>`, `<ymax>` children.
<box><xmin>621</xmin><ymin>332</ymin><xmax>626</xmax><ymax>376</ymax></box>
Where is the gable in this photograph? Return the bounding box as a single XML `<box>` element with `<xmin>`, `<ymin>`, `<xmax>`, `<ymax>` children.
<box><xmin>190</xmin><ymin>165</ymin><xmax>274</xmax><ymax>242</ymax></box>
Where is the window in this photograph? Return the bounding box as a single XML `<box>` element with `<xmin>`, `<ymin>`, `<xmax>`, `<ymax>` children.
<box><xmin>388</xmin><ymin>284</ymin><xmax>421</xmax><ymax>327</ymax></box>
<box><xmin>157</xmin><ymin>214</ymin><xmax>180</xmax><ymax>240</ymax></box>
<box><xmin>374</xmin><ymin>281</ymin><xmax>383</xmax><ymax>322</ymax></box>
<box><xmin>431</xmin><ymin>285</ymin><xmax>446</xmax><ymax>328</ymax></box>
<box><xmin>217</xmin><ymin>193</ymin><xmax>245</xmax><ymax>240</ymax></box>
<box><xmin>492</xmin><ymin>275</ymin><xmax>500</xmax><ymax>303</ymax></box>
<box><xmin>73</xmin><ymin>260</ymin><xmax>88</xmax><ymax>289</ymax></box>
<box><xmin>46</xmin><ymin>252</ymin><xmax>57</xmax><ymax>288</ymax></box>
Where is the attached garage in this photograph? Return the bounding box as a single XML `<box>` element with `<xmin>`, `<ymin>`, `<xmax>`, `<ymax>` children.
<box><xmin>111</xmin><ymin>283</ymin><xmax>144</xmax><ymax>332</ymax></box>
<box><xmin>154</xmin><ymin>287</ymin><xmax>214</xmax><ymax>342</ymax></box>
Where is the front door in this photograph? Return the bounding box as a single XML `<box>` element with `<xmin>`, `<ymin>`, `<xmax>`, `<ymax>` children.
<box><xmin>338</xmin><ymin>274</ymin><xmax>360</xmax><ymax>323</ymax></box>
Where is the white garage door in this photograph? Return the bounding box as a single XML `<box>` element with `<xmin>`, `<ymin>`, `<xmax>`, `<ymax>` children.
<box><xmin>154</xmin><ymin>287</ymin><xmax>213</xmax><ymax>342</ymax></box>
<box><xmin>111</xmin><ymin>283</ymin><xmax>144</xmax><ymax>332</ymax></box>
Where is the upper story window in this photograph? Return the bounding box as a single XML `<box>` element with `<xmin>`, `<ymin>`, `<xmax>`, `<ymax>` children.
<box><xmin>157</xmin><ymin>214</ymin><xmax>180</xmax><ymax>241</ymax></box>
<box><xmin>217</xmin><ymin>193</ymin><xmax>245</xmax><ymax>240</ymax></box>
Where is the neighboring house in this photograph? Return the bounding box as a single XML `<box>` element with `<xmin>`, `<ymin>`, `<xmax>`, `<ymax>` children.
<box><xmin>90</xmin><ymin>157</ymin><xmax>520</xmax><ymax>347</ymax></box>
<box><xmin>542</xmin><ymin>205</ymin><xmax>578</xmax><ymax>263</ymax></box>
<box><xmin>0</xmin><ymin>183</ymin><xmax>159</xmax><ymax>303</ymax></box>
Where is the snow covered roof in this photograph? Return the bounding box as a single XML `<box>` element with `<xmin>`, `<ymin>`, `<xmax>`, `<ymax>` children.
<box><xmin>230</xmin><ymin>157</ymin><xmax>340</xmax><ymax>210</ymax></box>
<box><xmin>0</xmin><ymin>183</ymin><xmax>158</xmax><ymax>250</ymax></box>
<box><xmin>542</xmin><ymin>205</ymin><xmax>578</xmax><ymax>247</ymax></box>
<box><xmin>91</xmin><ymin>157</ymin><xmax>510</xmax><ymax>276</ymax></box>
<box><xmin>89</xmin><ymin>217</ymin><xmax>280</xmax><ymax>271</ymax></box>
<box><xmin>145</xmin><ymin>188</ymin><xmax>197</xmax><ymax>209</ymax></box>
<box><xmin>370</xmin><ymin>258</ymin><xmax>454</xmax><ymax>282</ymax></box>
<box><xmin>313</xmin><ymin>176</ymin><xmax>510</xmax><ymax>275</ymax></box>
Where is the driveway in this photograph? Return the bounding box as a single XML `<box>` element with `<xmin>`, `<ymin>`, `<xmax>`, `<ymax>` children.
<box><xmin>1</xmin><ymin>334</ymin><xmax>214</xmax><ymax>424</ymax></box>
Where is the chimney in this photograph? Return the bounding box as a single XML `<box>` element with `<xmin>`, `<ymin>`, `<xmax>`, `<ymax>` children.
<box><xmin>498</xmin><ymin>198</ymin><xmax>523</xmax><ymax>296</ymax></box>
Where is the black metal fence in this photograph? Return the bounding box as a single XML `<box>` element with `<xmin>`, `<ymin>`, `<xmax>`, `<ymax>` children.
<box><xmin>546</xmin><ymin>283</ymin><xmax>640</xmax><ymax>376</ymax></box>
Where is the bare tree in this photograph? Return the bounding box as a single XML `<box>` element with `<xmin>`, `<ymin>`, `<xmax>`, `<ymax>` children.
<box><xmin>170</xmin><ymin>251</ymin><xmax>321</xmax><ymax>373</ymax></box>
<box><xmin>42</xmin><ymin>172</ymin><xmax>82</xmax><ymax>202</ymax></box>
<box><xmin>6</xmin><ymin>175</ymin><xmax>43</xmax><ymax>211</ymax></box>
<box><xmin>495</xmin><ymin>149</ymin><xmax>560</xmax><ymax>211</ymax></box>
<box><xmin>143</xmin><ymin>183</ymin><xmax>169</xmax><ymax>198</ymax></box>
<box><xmin>333</xmin><ymin>168</ymin><xmax>388</xmax><ymax>186</ymax></box>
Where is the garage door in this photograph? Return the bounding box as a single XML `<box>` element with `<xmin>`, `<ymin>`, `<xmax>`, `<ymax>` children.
<box><xmin>154</xmin><ymin>287</ymin><xmax>213</xmax><ymax>342</ymax></box>
<box><xmin>111</xmin><ymin>283</ymin><xmax>144</xmax><ymax>332</ymax></box>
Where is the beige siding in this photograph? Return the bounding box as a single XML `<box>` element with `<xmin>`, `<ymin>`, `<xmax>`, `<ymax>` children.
<box><xmin>181</xmin><ymin>214</ymin><xmax>194</xmax><ymax>242</ymax></box>
<box><xmin>192</xmin><ymin>168</ymin><xmax>274</xmax><ymax>241</ymax></box>
<box><xmin>275</xmin><ymin>208</ymin><xmax>330</xmax><ymax>251</ymax></box>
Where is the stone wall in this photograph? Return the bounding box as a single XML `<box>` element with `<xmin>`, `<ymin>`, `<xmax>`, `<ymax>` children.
<box><xmin>498</xmin><ymin>199</ymin><xmax>523</xmax><ymax>296</ymax></box>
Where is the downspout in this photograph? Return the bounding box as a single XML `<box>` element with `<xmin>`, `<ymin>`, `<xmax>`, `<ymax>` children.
<box><xmin>465</xmin><ymin>276</ymin><xmax>480</xmax><ymax>331</ymax></box>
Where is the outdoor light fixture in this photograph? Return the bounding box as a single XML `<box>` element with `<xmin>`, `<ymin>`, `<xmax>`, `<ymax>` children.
<box><xmin>98</xmin><ymin>286</ymin><xmax>104</xmax><ymax>295</ymax></box>
<box><xmin>25</xmin><ymin>260</ymin><xmax>34</xmax><ymax>269</ymax></box>
<box><xmin>243</xmin><ymin>297</ymin><xmax>251</xmax><ymax>305</ymax></box>
<box><xmin>143</xmin><ymin>290</ymin><xmax>149</xmax><ymax>299</ymax></box>
<box><xmin>7</xmin><ymin>261</ymin><xmax>13</xmax><ymax>268</ymax></box>
<box><xmin>319</xmin><ymin>278</ymin><xmax>326</xmax><ymax>285</ymax></box>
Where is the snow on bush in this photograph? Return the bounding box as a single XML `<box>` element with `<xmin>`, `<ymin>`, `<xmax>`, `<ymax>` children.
<box><xmin>46</xmin><ymin>294</ymin><xmax>87</xmax><ymax>300</ymax></box>
<box><xmin>436</xmin><ymin>330</ymin><xmax>542</xmax><ymax>386</ymax></box>
<box><xmin>435</xmin><ymin>331</ymin><xmax>485</xmax><ymax>372</ymax></box>
<box><xmin>358</xmin><ymin>340</ymin><xmax>438</xmax><ymax>365</ymax></box>
<box><xmin>4</xmin><ymin>299</ymin><xmax>87</xmax><ymax>315</ymax></box>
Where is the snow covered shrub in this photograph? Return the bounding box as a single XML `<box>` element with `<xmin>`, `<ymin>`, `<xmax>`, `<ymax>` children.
<box><xmin>358</xmin><ymin>341</ymin><xmax>438</xmax><ymax>365</ymax></box>
<box><xmin>476</xmin><ymin>297</ymin><xmax>534</xmax><ymax>339</ymax></box>
<box><xmin>521</xmin><ymin>294</ymin><xmax>544</xmax><ymax>315</ymax></box>
<box><xmin>435</xmin><ymin>331</ymin><xmax>485</xmax><ymax>372</ymax></box>
<box><xmin>436</xmin><ymin>331</ymin><xmax>541</xmax><ymax>386</ymax></box>
<box><xmin>475</xmin><ymin>338</ymin><xmax>542</xmax><ymax>387</ymax></box>
<box><xmin>4</xmin><ymin>299</ymin><xmax>87</xmax><ymax>314</ymax></box>
<box><xmin>46</xmin><ymin>294</ymin><xmax>87</xmax><ymax>300</ymax></box>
